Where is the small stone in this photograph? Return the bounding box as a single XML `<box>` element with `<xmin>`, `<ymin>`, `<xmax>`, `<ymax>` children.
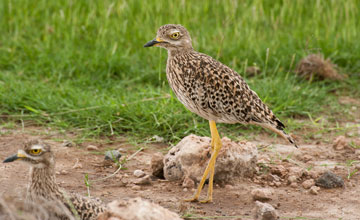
<box><xmin>274</xmin><ymin>182</ymin><xmax>281</xmax><ymax>187</ymax></box>
<box><xmin>288</xmin><ymin>175</ymin><xmax>297</xmax><ymax>183</ymax></box>
<box><xmin>62</xmin><ymin>140</ymin><xmax>74</xmax><ymax>148</ymax></box>
<box><xmin>253</xmin><ymin>201</ymin><xmax>278</xmax><ymax>220</ymax></box>
<box><xmin>309</xmin><ymin>186</ymin><xmax>320</xmax><ymax>195</ymax></box>
<box><xmin>86</xmin><ymin>145</ymin><xmax>99</xmax><ymax>151</ymax></box>
<box><xmin>290</xmin><ymin>182</ymin><xmax>298</xmax><ymax>188</ymax></box>
<box><xmin>302</xmin><ymin>179</ymin><xmax>315</xmax><ymax>189</ymax></box>
<box><xmin>315</xmin><ymin>171</ymin><xmax>344</xmax><ymax>188</ymax></box>
<box><xmin>131</xmin><ymin>185</ymin><xmax>141</xmax><ymax>190</ymax></box>
<box><xmin>73</xmin><ymin>163</ymin><xmax>83</xmax><ymax>169</ymax></box>
<box><xmin>134</xmin><ymin>175</ymin><xmax>151</xmax><ymax>185</ymax></box>
<box><xmin>104</xmin><ymin>150</ymin><xmax>122</xmax><ymax>162</ymax></box>
<box><xmin>133</xmin><ymin>170</ymin><xmax>146</xmax><ymax>178</ymax></box>
<box><xmin>60</xmin><ymin>170</ymin><xmax>68</xmax><ymax>175</ymax></box>
<box><xmin>251</xmin><ymin>188</ymin><xmax>274</xmax><ymax>201</ymax></box>
<box><xmin>150</xmin><ymin>152</ymin><xmax>164</xmax><ymax>179</ymax></box>
<box><xmin>182</xmin><ymin>176</ymin><xmax>195</xmax><ymax>188</ymax></box>
<box><xmin>333</xmin><ymin>136</ymin><xmax>348</xmax><ymax>150</ymax></box>
<box><xmin>225</xmin><ymin>184</ymin><xmax>234</xmax><ymax>190</ymax></box>
<box><xmin>270</xmin><ymin>165</ymin><xmax>287</xmax><ymax>177</ymax></box>
<box><xmin>288</xmin><ymin>167</ymin><xmax>303</xmax><ymax>178</ymax></box>
<box><xmin>183</xmin><ymin>188</ymin><xmax>188</xmax><ymax>192</ymax></box>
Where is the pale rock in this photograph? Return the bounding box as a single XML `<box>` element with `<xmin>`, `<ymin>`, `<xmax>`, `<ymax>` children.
<box><xmin>333</xmin><ymin>136</ymin><xmax>348</xmax><ymax>150</ymax></box>
<box><xmin>270</xmin><ymin>165</ymin><xmax>287</xmax><ymax>177</ymax></box>
<box><xmin>288</xmin><ymin>167</ymin><xmax>304</xmax><ymax>178</ymax></box>
<box><xmin>251</xmin><ymin>188</ymin><xmax>274</xmax><ymax>201</ymax></box>
<box><xmin>302</xmin><ymin>179</ymin><xmax>315</xmax><ymax>189</ymax></box>
<box><xmin>290</xmin><ymin>182</ymin><xmax>298</xmax><ymax>188</ymax></box>
<box><xmin>253</xmin><ymin>201</ymin><xmax>278</xmax><ymax>220</ymax></box>
<box><xmin>86</xmin><ymin>145</ymin><xmax>99</xmax><ymax>151</ymax></box>
<box><xmin>288</xmin><ymin>175</ymin><xmax>297</xmax><ymax>183</ymax></box>
<box><xmin>133</xmin><ymin>170</ymin><xmax>146</xmax><ymax>178</ymax></box>
<box><xmin>182</xmin><ymin>176</ymin><xmax>195</xmax><ymax>188</ymax></box>
<box><xmin>309</xmin><ymin>186</ymin><xmax>320</xmax><ymax>195</ymax></box>
<box><xmin>97</xmin><ymin>197</ymin><xmax>182</xmax><ymax>220</ymax></box>
<box><xmin>163</xmin><ymin>135</ymin><xmax>257</xmax><ymax>183</ymax></box>
<box><xmin>134</xmin><ymin>175</ymin><xmax>151</xmax><ymax>185</ymax></box>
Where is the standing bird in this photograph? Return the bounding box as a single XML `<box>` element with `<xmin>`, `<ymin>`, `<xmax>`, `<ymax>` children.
<box><xmin>144</xmin><ymin>24</ymin><xmax>297</xmax><ymax>203</ymax></box>
<box><xmin>3</xmin><ymin>140</ymin><xmax>106</xmax><ymax>220</ymax></box>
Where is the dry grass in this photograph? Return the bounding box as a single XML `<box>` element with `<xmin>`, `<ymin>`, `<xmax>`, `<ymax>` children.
<box><xmin>295</xmin><ymin>54</ymin><xmax>345</xmax><ymax>81</ymax></box>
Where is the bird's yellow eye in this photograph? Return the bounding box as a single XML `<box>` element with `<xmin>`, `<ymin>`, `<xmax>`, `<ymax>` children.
<box><xmin>30</xmin><ymin>149</ymin><xmax>42</xmax><ymax>155</ymax></box>
<box><xmin>170</xmin><ymin>32</ymin><xmax>180</xmax><ymax>39</ymax></box>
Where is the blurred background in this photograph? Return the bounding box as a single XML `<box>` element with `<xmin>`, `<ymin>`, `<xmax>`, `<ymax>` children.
<box><xmin>0</xmin><ymin>0</ymin><xmax>359</xmax><ymax>143</ymax></box>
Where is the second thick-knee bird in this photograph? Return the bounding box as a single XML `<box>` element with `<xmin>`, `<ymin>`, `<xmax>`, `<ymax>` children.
<box><xmin>3</xmin><ymin>140</ymin><xmax>106</xmax><ymax>220</ymax></box>
<box><xmin>144</xmin><ymin>24</ymin><xmax>297</xmax><ymax>203</ymax></box>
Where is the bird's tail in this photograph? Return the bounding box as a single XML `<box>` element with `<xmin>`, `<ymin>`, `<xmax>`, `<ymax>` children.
<box><xmin>254</xmin><ymin>120</ymin><xmax>298</xmax><ymax>148</ymax></box>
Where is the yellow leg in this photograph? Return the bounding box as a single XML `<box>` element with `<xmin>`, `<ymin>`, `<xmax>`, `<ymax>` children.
<box><xmin>184</xmin><ymin>120</ymin><xmax>222</xmax><ymax>203</ymax></box>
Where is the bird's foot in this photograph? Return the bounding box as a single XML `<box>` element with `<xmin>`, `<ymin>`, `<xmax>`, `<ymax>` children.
<box><xmin>184</xmin><ymin>196</ymin><xmax>199</xmax><ymax>202</ymax></box>
<box><xmin>199</xmin><ymin>197</ymin><xmax>212</xmax><ymax>203</ymax></box>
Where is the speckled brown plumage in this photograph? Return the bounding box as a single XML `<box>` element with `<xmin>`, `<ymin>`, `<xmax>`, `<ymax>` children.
<box><xmin>146</xmin><ymin>24</ymin><xmax>297</xmax><ymax>147</ymax></box>
<box><xmin>3</xmin><ymin>140</ymin><xmax>106</xmax><ymax>220</ymax></box>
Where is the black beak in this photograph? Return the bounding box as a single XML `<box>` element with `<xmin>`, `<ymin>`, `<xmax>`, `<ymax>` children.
<box><xmin>144</xmin><ymin>39</ymin><xmax>161</xmax><ymax>47</ymax></box>
<box><xmin>3</xmin><ymin>154</ymin><xmax>19</xmax><ymax>163</ymax></box>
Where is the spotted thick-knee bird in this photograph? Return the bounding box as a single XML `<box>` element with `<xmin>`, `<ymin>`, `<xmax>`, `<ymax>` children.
<box><xmin>3</xmin><ymin>140</ymin><xmax>106</xmax><ymax>220</ymax></box>
<box><xmin>144</xmin><ymin>24</ymin><xmax>297</xmax><ymax>203</ymax></box>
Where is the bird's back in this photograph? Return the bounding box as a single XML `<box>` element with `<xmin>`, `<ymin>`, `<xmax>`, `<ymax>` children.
<box><xmin>166</xmin><ymin>50</ymin><xmax>282</xmax><ymax>129</ymax></box>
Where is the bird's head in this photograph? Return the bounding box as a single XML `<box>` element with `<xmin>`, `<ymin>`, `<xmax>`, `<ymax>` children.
<box><xmin>144</xmin><ymin>24</ymin><xmax>193</xmax><ymax>51</ymax></box>
<box><xmin>3</xmin><ymin>140</ymin><xmax>54</xmax><ymax>169</ymax></box>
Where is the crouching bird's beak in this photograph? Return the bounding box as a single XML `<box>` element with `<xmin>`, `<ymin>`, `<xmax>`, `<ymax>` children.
<box><xmin>144</xmin><ymin>37</ymin><xmax>163</xmax><ymax>47</ymax></box>
<box><xmin>3</xmin><ymin>152</ymin><xmax>26</xmax><ymax>163</ymax></box>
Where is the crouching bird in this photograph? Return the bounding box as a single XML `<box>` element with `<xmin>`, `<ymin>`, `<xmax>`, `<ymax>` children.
<box><xmin>144</xmin><ymin>24</ymin><xmax>297</xmax><ymax>203</ymax></box>
<box><xmin>3</xmin><ymin>140</ymin><xmax>106</xmax><ymax>220</ymax></box>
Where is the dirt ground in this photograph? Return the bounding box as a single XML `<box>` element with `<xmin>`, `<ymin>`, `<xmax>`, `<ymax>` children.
<box><xmin>0</xmin><ymin>99</ymin><xmax>359</xmax><ymax>220</ymax></box>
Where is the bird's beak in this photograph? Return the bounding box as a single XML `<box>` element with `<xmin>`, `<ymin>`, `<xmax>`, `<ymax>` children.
<box><xmin>3</xmin><ymin>151</ymin><xmax>27</xmax><ymax>163</ymax></box>
<box><xmin>144</xmin><ymin>37</ymin><xmax>163</xmax><ymax>47</ymax></box>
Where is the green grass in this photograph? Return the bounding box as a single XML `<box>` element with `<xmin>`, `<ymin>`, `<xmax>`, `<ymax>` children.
<box><xmin>0</xmin><ymin>0</ymin><xmax>359</xmax><ymax>143</ymax></box>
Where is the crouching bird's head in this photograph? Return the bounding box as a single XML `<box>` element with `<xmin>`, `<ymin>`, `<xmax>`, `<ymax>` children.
<box><xmin>3</xmin><ymin>140</ymin><xmax>53</xmax><ymax>168</ymax></box>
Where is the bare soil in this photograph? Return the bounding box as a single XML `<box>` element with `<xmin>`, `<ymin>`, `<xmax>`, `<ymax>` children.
<box><xmin>0</xmin><ymin>100</ymin><xmax>359</xmax><ymax>220</ymax></box>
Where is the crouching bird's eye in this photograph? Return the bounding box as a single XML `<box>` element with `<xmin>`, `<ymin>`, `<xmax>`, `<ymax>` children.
<box><xmin>30</xmin><ymin>149</ymin><xmax>42</xmax><ymax>155</ymax></box>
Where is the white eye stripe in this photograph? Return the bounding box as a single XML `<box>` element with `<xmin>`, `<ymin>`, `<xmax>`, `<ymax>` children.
<box><xmin>31</xmin><ymin>144</ymin><xmax>43</xmax><ymax>150</ymax></box>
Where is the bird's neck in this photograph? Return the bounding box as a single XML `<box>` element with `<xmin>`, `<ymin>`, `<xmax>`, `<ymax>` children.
<box><xmin>168</xmin><ymin>46</ymin><xmax>194</xmax><ymax>58</ymax></box>
<box><xmin>28</xmin><ymin>165</ymin><xmax>62</xmax><ymax>200</ymax></box>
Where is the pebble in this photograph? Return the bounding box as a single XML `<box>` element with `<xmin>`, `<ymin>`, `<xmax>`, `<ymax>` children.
<box><xmin>251</xmin><ymin>188</ymin><xmax>274</xmax><ymax>201</ymax></box>
<box><xmin>309</xmin><ymin>186</ymin><xmax>320</xmax><ymax>195</ymax></box>
<box><xmin>104</xmin><ymin>150</ymin><xmax>122</xmax><ymax>162</ymax></box>
<box><xmin>302</xmin><ymin>179</ymin><xmax>315</xmax><ymax>189</ymax></box>
<box><xmin>134</xmin><ymin>175</ymin><xmax>151</xmax><ymax>185</ymax></box>
<box><xmin>182</xmin><ymin>176</ymin><xmax>195</xmax><ymax>188</ymax></box>
<box><xmin>131</xmin><ymin>185</ymin><xmax>141</xmax><ymax>190</ymax></box>
<box><xmin>225</xmin><ymin>184</ymin><xmax>234</xmax><ymax>190</ymax></box>
<box><xmin>274</xmin><ymin>182</ymin><xmax>281</xmax><ymax>187</ymax></box>
<box><xmin>60</xmin><ymin>170</ymin><xmax>68</xmax><ymax>175</ymax></box>
<box><xmin>288</xmin><ymin>175</ymin><xmax>297</xmax><ymax>183</ymax></box>
<box><xmin>270</xmin><ymin>165</ymin><xmax>287</xmax><ymax>177</ymax></box>
<box><xmin>315</xmin><ymin>171</ymin><xmax>344</xmax><ymax>188</ymax></box>
<box><xmin>183</xmin><ymin>188</ymin><xmax>188</xmax><ymax>192</ymax></box>
<box><xmin>333</xmin><ymin>136</ymin><xmax>348</xmax><ymax>150</ymax></box>
<box><xmin>133</xmin><ymin>169</ymin><xmax>146</xmax><ymax>178</ymax></box>
<box><xmin>290</xmin><ymin>182</ymin><xmax>298</xmax><ymax>188</ymax></box>
<box><xmin>62</xmin><ymin>140</ymin><xmax>74</xmax><ymax>148</ymax></box>
<box><xmin>288</xmin><ymin>167</ymin><xmax>303</xmax><ymax>178</ymax></box>
<box><xmin>253</xmin><ymin>201</ymin><xmax>278</xmax><ymax>220</ymax></box>
<box><xmin>86</xmin><ymin>145</ymin><xmax>99</xmax><ymax>151</ymax></box>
